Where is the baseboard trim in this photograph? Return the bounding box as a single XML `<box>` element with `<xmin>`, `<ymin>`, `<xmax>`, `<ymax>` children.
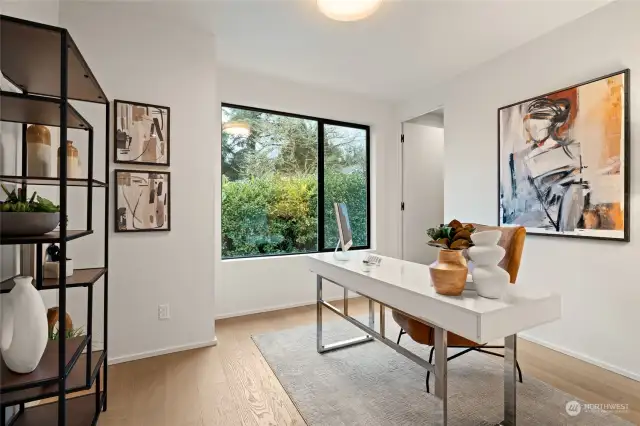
<box><xmin>519</xmin><ymin>333</ymin><xmax>640</xmax><ymax>382</ymax></box>
<box><xmin>108</xmin><ymin>338</ymin><xmax>218</xmax><ymax>365</ymax></box>
<box><xmin>216</xmin><ymin>295</ymin><xmax>361</xmax><ymax>320</ymax></box>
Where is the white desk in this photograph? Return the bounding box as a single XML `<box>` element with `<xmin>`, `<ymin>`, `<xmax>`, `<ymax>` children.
<box><xmin>308</xmin><ymin>252</ymin><xmax>561</xmax><ymax>426</ymax></box>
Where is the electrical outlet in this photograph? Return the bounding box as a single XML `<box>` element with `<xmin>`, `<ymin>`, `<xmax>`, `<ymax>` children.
<box><xmin>158</xmin><ymin>304</ymin><xmax>170</xmax><ymax>320</ymax></box>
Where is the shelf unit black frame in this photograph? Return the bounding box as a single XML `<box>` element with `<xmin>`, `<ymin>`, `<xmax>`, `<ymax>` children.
<box><xmin>0</xmin><ymin>15</ymin><xmax>109</xmax><ymax>426</ymax></box>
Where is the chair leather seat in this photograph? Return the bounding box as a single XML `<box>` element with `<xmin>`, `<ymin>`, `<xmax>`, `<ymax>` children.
<box><xmin>391</xmin><ymin>311</ymin><xmax>480</xmax><ymax>347</ymax></box>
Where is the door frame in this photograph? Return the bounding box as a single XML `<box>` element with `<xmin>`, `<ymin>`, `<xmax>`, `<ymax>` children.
<box><xmin>400</xmin><ymin>106</ymin><xmax>445</xmax><ymax>260</ymax></box>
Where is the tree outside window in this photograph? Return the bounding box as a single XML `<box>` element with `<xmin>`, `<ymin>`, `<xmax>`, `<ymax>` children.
<box><xmin>221</xmin><ymin>105</ymin><xmax>369</xmax><ymax>259</ymax></box>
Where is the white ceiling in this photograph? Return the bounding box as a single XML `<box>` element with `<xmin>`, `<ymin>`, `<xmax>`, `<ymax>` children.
<box><xmin>175</xmin><ymin>0</ymin><xmax>610</xmax><ymax>101</ymax></box>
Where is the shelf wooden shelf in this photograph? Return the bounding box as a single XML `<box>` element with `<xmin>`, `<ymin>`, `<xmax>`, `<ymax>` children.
<box><xmin>0</xmin><ymin>91</ymin><xmax>91</xmax><ymax>129</ymax></box>
<box><xmin>0</xmin><ymin>268</ymin><xmax>106</xmax><ymax>294</ymax></box>
<box><xmin>0</xmin><ymin>230</ymin><xmax>93</xmax><ymax>245</ymax></box>
<box><xmin>43</xmin><ymin>267</ymin><xmax>106</xmax><ymax>288</ymax></box>
<box><xmin>0</xmin><ymin>336</ymin><xmax>88</xmax><ymax>394</ymax></box>
<box><xmin>1</xmin><ymin>350</ymin><xmax>105</xmax><ymax>407</ymax></box>
<box><xmin>0</xmin><ymin>14</ymin><xmax>109</xmax><ymax>426</ymax></box>
<box><xmin>0</xmin><ymin>175</ymin><xmax>107</xmax><ymax>187</ymax></box>
<box><xmin>0</xmin><ymin>15</ymin><xmax>107</xmax><ymax>104</ymax></box>
<box><xmin>11</xmin><ymin>393</ymin><xmax>103</xmax><ymax>426</ymax></box>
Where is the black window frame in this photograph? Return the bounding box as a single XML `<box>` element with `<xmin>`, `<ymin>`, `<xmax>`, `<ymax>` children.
<box><xmin>221</xmin><ymin>102</ymin><xmax>371</xmax><ymax>259</ymax></box>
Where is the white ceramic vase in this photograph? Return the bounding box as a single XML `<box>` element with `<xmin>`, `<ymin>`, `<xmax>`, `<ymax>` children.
<box><xmin>0</xmin><ymin>276</ymin><xmax>48</xmax><ymax>373</ymax></box>
<box><xmin>468</xmin><ymin>230</ymin><xmax>510</xmax><ymax>299</ymax></box>
<box><xmin>26</xmin><ymin>124</ymin><xmax>52</xmax><ymax>177</ymax></box>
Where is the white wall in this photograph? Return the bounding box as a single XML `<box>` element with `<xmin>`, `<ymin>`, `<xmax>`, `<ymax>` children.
<box><xmin>397</xmin><ymin>0</ymin><xmax>640</xmax><ymax>380</ymax></box>
<box><xmin>408</xmin><ymin>111</ymin><xmax>444</xmax><ymax>128</ymax></box>
<box><xmin>216</xmin><ymin>67</ymin><xmax>399</xmax><ymax>318</ymax></box>
<box><xmin>0</xmin><ymin>0</ymin><xmax>59</xmax><ymax>26</ymax></box>
<box><xmin>60</xmin><ymin>2</ymin><xmax>217</xmax><ymax>362</ymax></box>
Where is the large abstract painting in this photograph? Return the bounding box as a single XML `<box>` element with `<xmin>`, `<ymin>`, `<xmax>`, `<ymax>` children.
<box><xmin>115</xmin><ymin>100</ymin><xmax>170</xmax><ymax>166</ymax></box>
<box><xmin>499</xmin><ymin>70</ymin><xmax>629</xmax><ymax>241</ymax></box>
<box><xmin>115</xmin><ymin>170</ymin><xmax>171</xmax><ymax>232</ymax></box>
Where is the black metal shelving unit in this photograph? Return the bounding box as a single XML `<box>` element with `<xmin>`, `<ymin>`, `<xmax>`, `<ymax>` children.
<box><xmin>0</xmin><ymin>15</ymin><xmax>109</xmax><ymax>426</ymax></box>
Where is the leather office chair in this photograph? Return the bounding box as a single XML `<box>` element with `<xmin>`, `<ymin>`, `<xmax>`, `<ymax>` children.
<box><xmin>392</xmin><ymin>224</ymin><xmax>526</xmax><ymax>393</ymax></box>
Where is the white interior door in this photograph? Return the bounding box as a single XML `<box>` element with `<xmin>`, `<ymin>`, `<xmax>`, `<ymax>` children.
<box><xmin>402</xmin><ymin>122</ymin><xmax>444</xmax><ymax>264</ymax></box>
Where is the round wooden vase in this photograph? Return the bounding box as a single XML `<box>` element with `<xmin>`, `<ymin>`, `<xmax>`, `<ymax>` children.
<box><xmin>430</xmin><ymin>249</ymin><xmax>468</xmax><ymax>296</ymax></box>
<box><xmin>47</xmin><ymin>307</ymin><xmax>74</xmax><ymax>339</ymax></box>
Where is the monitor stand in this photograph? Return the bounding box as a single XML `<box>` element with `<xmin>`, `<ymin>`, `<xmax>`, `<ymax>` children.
<box><xmin>333</xmin><ymin>240</ymin><xmax>349</xmax><ymax>261</ymax></box>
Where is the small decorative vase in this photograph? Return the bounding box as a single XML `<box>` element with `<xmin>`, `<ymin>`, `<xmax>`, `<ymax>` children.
<box><xmin>47</xmin><ymin>307</ymin><xmax>74</xmax><ymax>339</ymax></box>
<box><xmin>0</xmin><ymin>277</ymin><xmax>48</xmax><ymax>373</ymax></box>
<box><xmin>57</xmin><ymin>141</ymin><xmax>80</xmax><ymax>178</ymax></box>
<box><xmin>468</xmin><ymin>230</ymin><xmax>510</xmax><ymax>299</ymax></box>
<box><xmin>26</xmin><ymin>124</ymin><xmax>52</xmax><ymax>177</ymax></box>
<box><xmin>430</xmin><ymin>249</ymin><xmax>468</xmax><ymax>296</ymax></box>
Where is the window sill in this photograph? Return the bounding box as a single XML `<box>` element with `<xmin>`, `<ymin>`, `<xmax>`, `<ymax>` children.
<box><xmin>221</xmin><ymin>247</ymin><xmax>372</xmax><ymax>263</ymax></box>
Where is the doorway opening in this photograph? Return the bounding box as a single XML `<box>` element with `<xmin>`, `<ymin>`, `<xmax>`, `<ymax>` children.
<box><xmin>401</xmin><ymin>107</ymin><xmax>445</xmax><ymax>264</ymax></box>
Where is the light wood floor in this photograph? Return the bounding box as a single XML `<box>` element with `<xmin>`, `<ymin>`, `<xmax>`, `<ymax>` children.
<box><xmin>96</xmin><ymin>298</ymin><xmax>640</xmax><ymax>425</ymax></box>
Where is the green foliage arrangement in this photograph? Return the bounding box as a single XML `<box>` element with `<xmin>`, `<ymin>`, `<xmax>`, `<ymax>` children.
<box><xmin>0</xmin><ymin>184</ymin><xmax>60</xmax><ymax>213</ymax></box>
<box><xmin>427</xmin><ymin>219</ymin><xmax>476</xmax><ymax>250</ymax></box>
<box><xmin>49</xmin><ymin>326</ymin><xmax>84</xmax><ymax>341</ymax></box>
<box><xmin>222</xmin><ymin>172</ymin><xmax>367</xmax><ymax>258</ymax></box>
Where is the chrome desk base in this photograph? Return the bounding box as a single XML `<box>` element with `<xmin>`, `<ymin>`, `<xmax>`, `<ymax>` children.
<box><xmin>315</xmin><ymin>274</ymin><xmax>518</xmax><ymax>426</ymax></box>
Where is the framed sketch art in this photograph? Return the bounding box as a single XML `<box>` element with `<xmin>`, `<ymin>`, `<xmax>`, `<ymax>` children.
<box><xmin>498</xmin><ymin>69</ymin><xmax>630</xmax><ymax>241</ymax></box>
<box><xmin>114</xmin><ymin>100</ymin><xmax>170</xmax><ymax>166</ymax></box>
<box><xmin>115</xmin><ymin>170</ymin><xmax>171</xmax><ymax>232</ymax></box>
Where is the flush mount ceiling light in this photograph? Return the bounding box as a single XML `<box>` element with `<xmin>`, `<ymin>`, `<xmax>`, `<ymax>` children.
<box><xmin>317</xmin><ymin>0</ymin><xmax>382</xmax><ymax>22</ymax></box>
<box><xmin>222</xmin><ymin>121</ymin><xmax>251</xmax><ymax>137</ymax></box>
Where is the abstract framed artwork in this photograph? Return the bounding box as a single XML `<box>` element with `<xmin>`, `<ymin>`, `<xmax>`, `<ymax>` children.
<box><xmin>114</xmin><ymin>99</ymin><xmax>170</xmax><ymax>166</ymax></box>
<box><xmin>115</xmin><ymin>169</ymin><xmax>171</xmax><ymax>232</ymax></box>
<box><xmin>498</xmin><ymin>69</ymin><xmax>630</xmax><ymax>241</ymax></box>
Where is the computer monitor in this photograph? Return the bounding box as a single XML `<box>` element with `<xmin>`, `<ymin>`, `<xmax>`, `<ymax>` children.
<box><xmin>334</xmin><ymin>202</ymin><xmax>353</xmax><ymax>254</ymax></box>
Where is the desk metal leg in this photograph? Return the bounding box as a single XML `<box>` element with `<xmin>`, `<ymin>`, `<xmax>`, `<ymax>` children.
<box><xmin>317</xmin><ymin>275</ymin><xmax>374</xmax><ymax>353</ymax></box>
<box><xmin>500</xmin><ymin>334</ymin><xmax>517</xmax><ymax>426</ymax></box>
<box><xmin>317</xmin><ymin>275</ymin><xmax>323</xmax><ymax>353</ymax></box>
<box><xmin>434</xmin><ymin>326</ymin><xmax>448</xmax><ymax>426</ymax></box>
<box><xmin>344</xmin><ymin>288</ymin><xmax>349</xmax><ymax>316</ymax></box>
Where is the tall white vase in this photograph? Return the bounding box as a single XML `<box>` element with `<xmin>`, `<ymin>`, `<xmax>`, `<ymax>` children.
<box><xmin>468</xmin><ymin>231</ymin><xmax>510</xmax><ymax>299</ymax></box>
<box><xmin>26</xmin><ymin>124</ymin><xmax>52</xmax><ymax>177</ymax></box>
<box><xmin>0</xmin><ymin>276</ymin><xmax>48</xmax><ymax>373</ymax></box>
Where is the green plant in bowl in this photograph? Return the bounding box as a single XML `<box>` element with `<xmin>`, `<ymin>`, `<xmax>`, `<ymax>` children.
<box><xmin>0</xmin><ymin>184</ymin><xmax>60</xmax><ymax>213</ymax></box>
<box><xmin>1</xmin><ymin>185</ymin><xmax>61</xmax><ymax>237</ymax></box>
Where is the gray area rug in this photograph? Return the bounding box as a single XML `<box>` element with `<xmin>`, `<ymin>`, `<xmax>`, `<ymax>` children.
<box><xmin>252</xmin><ymin>316</ymin><xmax>632</xmax><ymax>426</ymax></box>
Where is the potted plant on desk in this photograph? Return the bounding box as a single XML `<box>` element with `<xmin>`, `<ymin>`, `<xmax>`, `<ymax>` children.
<box><xmin>427</xmin><ymin>219</ymin><xmax>475</xmax><ymax>296</ymax></box>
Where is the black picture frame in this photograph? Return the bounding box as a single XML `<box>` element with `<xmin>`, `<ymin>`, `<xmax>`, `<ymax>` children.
<box><xmin>497</xmin><ymin>69</ymin><xmax>630</xmax><ymax>242</ymax></box>
<box><xmin>114</xmin><ymin>99</ymin><xmax>170</xmax><ymax>166</ymax></box>
<box><xmin>114</xmin><ymin>169</ymin><xmax>171</xmax><ymax>233</ymax></box>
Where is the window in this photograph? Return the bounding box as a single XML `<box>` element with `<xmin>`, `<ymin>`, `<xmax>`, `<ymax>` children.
<box><xmin>221</xmin><ymin>104</ymin><xmax>370</xmax><ymax>259</ymax></box>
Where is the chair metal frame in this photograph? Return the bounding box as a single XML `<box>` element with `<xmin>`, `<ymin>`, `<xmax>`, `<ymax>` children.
<box><xmin>396</xmin><ymin>329</ymin><xmax>523</xmax><ymax>393</ymax></box>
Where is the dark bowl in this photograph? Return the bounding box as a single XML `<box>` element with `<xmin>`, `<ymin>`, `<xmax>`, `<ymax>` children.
<box><xmin>0</xmin><ymin>212</ymin><xmax>60</xmax><ymax>236</ymax></box>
